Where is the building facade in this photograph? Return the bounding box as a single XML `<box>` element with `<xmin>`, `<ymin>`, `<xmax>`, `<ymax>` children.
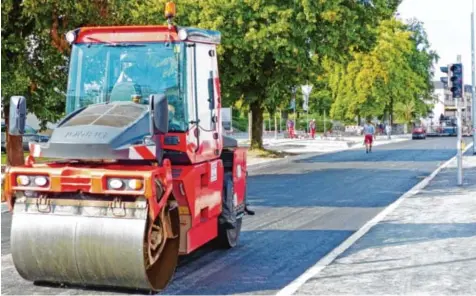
<box><xmin>421</xmin><ymin>81</ymin><xmax>446</xmax><ymax>127</ymax></box>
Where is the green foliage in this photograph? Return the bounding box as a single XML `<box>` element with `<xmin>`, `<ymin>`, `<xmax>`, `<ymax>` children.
<box><xmin>4</xmin><ymin>0</ymin><xmax>436</xmax><ymax>150</ymax></box>
<box><xmin>328</xmin><ymin>17</ymin><xmax>437</xmax><ymax>124</ymax></box>
<box><xmin>232</xmin><ymin>115</ymin><xmax>248</xmax><ymax>132</ymax></box>
<box><xmin>179</xmin><ymin>0</ymin><xmax>399</xmax><ymax>148</ymax></box>
<box><xmin>394</xmin><ymin>100</ymin><xmax>415</xmax><ymax>125</ymax></box>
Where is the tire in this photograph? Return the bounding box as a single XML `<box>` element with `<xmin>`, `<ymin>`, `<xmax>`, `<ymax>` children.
<box><xmin>216</xmin><ymin>218</ymin><xmax>242</xmax><ymax>249</ymax></box>
<box><xmin>216</xmin><ymin>172</ymin><xmax>242</xmax><ymax>249</ymax></box>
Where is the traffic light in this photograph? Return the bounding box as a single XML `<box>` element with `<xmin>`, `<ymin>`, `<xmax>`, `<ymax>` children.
<box><xmin>449</xmin><ymin>63</ymin><xmax>463</xmax><ymax>99</ymax></box>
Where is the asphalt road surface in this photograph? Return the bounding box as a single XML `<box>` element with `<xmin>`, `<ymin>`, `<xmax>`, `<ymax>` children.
<box><xmin>1</xmin><ymin>137</ymin><xmax>472</xmax><ymax>295</ymax></box>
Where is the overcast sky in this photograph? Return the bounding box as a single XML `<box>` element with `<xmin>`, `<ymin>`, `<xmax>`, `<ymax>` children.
<box><xmin>397</xmin><ymin>0</ymin><xmax>474</xmax><ymax>83</ymax></box>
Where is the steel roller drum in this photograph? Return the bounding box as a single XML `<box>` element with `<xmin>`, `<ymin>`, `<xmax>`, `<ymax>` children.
<box><xmin>10</xmin><ymin>197</ymin><xmax>179</xmax><ymax>291</ymax></box>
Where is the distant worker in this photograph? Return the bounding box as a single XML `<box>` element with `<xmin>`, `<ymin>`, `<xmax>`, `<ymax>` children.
<box><xmin>363</xmin><ymin>120</ymin><xmax>376</xmax><ymax>153</ymax></box>
<box><xmin>309</xmin><ymin>119</ymin><xmax>316</xmax><ymax>139</ymax></box>
<box><xmin>110</xmin><ymin>53</ymin><xmax>144</xmax><ymax>102</ymax></box>
<box><xmin>287</xmin><ymin>119</ymin><xmax>295</xmax><ymax>139</ymax></box>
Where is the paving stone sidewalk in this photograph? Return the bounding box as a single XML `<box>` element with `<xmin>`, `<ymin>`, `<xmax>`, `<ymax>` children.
<box><xmin>296</xmin><ymin>154</ymin><xmax>476</xmax><ymax>295</ymax></box>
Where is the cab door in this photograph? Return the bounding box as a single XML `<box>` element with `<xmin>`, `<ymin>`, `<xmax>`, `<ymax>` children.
<box><xmin>185</xmin><ymin>42</ymin><xmax>221</xmax><ymax>163</ymax></box>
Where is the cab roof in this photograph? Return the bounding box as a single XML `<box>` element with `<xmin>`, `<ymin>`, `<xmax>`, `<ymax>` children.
<box><xmin>75</xmin><ymin>25</ymin><xmax>221</xmax><ymax>45</ymax></box>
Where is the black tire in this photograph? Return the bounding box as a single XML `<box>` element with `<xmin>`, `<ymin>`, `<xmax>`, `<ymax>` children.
<box><xmin>216</xmin><ymin>172</ymin><xmax>242</xmax><ymax>249</ymax></box>
<box><xmin>216</xmin><ymin>218</ymin><xmax>242</xmax><ymax>249</ymax></box>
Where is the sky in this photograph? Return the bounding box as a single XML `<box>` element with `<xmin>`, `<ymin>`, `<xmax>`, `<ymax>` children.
<box><xmin>397</xmin><ymin>0</ymin><xmax>474</xmax><ymax>84</ymax></box>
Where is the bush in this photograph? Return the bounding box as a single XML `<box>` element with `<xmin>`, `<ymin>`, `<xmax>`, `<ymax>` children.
<box><xmin>231</xmin><ymin>115</ymin><xmax>248</xmax><ymax>132</ymax></box>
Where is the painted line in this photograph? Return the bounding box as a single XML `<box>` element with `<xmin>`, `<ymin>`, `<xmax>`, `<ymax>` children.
<box><xmin>276</xmin><ymin>142</ymin><xmax>474</xmax><ymax>296</ymax></box>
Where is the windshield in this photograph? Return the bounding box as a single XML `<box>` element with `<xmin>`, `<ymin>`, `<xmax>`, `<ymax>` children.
<box><xmin>65</xmin><ymin>42</ymin><xmax>187</xmax><ymax>132</ymax></box>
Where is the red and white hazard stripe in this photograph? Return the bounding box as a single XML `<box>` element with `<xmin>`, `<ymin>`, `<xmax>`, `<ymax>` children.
<box><xmin>129</xmin><ymin>145</ymin><xmax>156</xmax><ymax>160</ymax></box>
<box><xmin>29</xmin><ymin>143</ymin><xmax>42</xmax><ymax>157</ymax></box>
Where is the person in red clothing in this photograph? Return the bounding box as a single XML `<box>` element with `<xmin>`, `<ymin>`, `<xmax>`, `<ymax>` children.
<box><xmin>309</xmin><ymin>119</ymin><xmax>316</xmax><ymax>139</ymax></box>
<box><xmin>287</xmin><ymin>119</ymin><xmax>295</xmax><ymax>139</ymax></box>
<box><xmin>363</xmin><ymin>119</ymin><xmax>376</xmax><ymax>153</ymax></box>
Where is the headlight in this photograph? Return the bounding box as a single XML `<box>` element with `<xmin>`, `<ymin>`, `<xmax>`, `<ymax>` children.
<box><xmin>65</xmin><ymin>30</ymin><xmax>76</xmax><ymax>44</ymax></box>
<box><xmin>128</xmin><ymin>179</ymin><xmax>143</xmax><ymax>190</ymax></box>
<box><xmin>34</xmin><ymin>176</ymin><xmax>48</xmax><ymax>187</ymax></box>
<box><xmin>178</xmin><ymin>29</ymin><xmax>188</xmax><ymax>41</ymax></box>
<box><xmin>108</xmin><ymin>178</ymin><xmax>124</xmax><ymax>190</ymax></box>
<box><xmin>16</xmin><ymin>175</ymin><xmax>30</xmax><ymax>186</ymax></box>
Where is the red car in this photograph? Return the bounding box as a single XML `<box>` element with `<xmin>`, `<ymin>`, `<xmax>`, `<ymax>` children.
<box><xmin>412</xmin><ymin>126</ymin><xmax>427</xmax><ymax>139</ymax></box>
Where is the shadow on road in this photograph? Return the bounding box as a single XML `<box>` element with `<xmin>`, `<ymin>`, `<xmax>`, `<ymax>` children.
<box><xmin>164</xmin><ymin>229</ymin><xmax>353</xmax><ymax>295</ymax></box>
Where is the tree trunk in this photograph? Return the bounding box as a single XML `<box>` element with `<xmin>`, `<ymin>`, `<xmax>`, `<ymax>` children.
<box><xmin>4</xmin><ymin>108</ymin><xmax>25</xmax><ymax>166</ymax></box>
<box><xmin>250</xmin><ymin>101</ymin><xmax>264</xmax><ymax>150</ymax></box>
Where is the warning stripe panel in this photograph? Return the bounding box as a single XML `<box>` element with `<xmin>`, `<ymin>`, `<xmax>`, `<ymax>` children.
<box><xmin>29</xmin><ymin>143</ymin><xmax>41</xmax><ymax>157</ymax></box>
<box><xmin>129</xmin><ymin>145</ymin><xmax>156</xmax><ymax>160</ymax></box>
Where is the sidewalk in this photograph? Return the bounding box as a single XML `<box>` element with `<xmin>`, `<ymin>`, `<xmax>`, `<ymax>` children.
<box><xmin>295</xmin><ymin>154</ymin><xmax>476</xmax><ymax>295</ymax></box>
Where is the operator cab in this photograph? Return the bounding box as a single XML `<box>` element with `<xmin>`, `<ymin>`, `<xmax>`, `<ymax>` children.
<box><xmin>63</xmin><ymin>24</ymin><xmax>223</xmax><ymax>164</ymax></box>
<box><xmin>66</xmin><ymin>39</ymin><xmax>187</xmax><ymax>133</ymax></box>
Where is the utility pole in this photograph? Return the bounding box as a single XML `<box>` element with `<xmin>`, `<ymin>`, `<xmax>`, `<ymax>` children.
<box><xmin>472</xmin><ymin>0</ymin><xmax>476</xmax><ymax>154</ymax></box>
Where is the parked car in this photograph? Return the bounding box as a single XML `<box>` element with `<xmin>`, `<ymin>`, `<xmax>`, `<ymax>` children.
<box><xmin>412</xmin><ymin>126</ymin><xmax>427</xmax><ymax>140</ymax></box>
<box><xmin>1</xmin><ymin>122</ymin><xmax>50</xmax><ymax>152</ymax></box>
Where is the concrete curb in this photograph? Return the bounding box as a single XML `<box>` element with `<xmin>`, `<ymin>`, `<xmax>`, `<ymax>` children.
<box><xmin>276</xmin><ymin>142</ymin><xmax>474</xmax><ymax>296</ymax></box>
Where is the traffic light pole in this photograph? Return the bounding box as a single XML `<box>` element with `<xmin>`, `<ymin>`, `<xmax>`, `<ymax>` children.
<box><xmin>453</xmin><ymin>58</ymin><xmax>464</xmax><ymax>186</ymax></box>
<box><xmin>457</xmin><ymin>100</ymin><xmax>463</xmax><ymax>186</ymax></box>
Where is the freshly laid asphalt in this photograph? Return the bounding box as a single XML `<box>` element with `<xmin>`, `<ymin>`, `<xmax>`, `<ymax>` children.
<box><xmin>1</xmin><ymin>137</ymin><xmax>472</xmax><ymax>295</ymax></box>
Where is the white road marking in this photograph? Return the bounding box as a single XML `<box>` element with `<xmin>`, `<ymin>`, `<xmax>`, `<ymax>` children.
<box><xmin>276</xmin><ymin>142</ymin><xmax>474</xmax><ymax>296</ymax></box>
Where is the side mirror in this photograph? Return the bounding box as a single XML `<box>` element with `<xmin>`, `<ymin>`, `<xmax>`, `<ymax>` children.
<box><xmin>9</xmin><ymin>96</ymin><xmax>27</xmax><ymax>136</ymax></box>
<box><xmin>208</xmin><ymin>74</ymin><xmax>215</xmax><ymax>110</ymax></box>
<box><xmin>149</xmin><ymin>94</ymin><xmax>169</xmax><ymax>135</ymax></box>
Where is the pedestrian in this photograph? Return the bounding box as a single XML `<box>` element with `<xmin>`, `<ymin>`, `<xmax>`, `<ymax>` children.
<box><xmin>287</xmin><ymin>119</ymin><xmax>295</xmax><ymax>139</ymax></box>
<box><xmin>363</xmin><ymin>119</ymin><xmax>376</xmax><ymax>153</ymax></box>
<box><xmin>309</xmin><ymin>119</ymin><xmax>316</xmax><ymax>139</ymax></box>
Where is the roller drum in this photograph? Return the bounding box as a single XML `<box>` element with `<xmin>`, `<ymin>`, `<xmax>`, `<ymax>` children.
<box><xmin>10</xmin><ymin>198</ymin><xmax>179</xmax><ymax>292</ymax></box>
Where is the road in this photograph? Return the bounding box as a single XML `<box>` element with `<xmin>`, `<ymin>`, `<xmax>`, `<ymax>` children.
<box><xmin>1</xmin><ymin>137</ymin><xmax>472</xmax><ymax>295</ymax></box>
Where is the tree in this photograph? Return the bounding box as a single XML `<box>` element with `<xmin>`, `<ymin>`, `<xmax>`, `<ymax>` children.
<box><xmin>180</xmin><ymin>0</ymin><xmax>400</xmax><ymax>149</ymax></box>
<box><xmin>1</xmin><ymin>0</ymin><xmax>111</xmax><ymax>165</ymax></box>
<box><xmin>328</xmin><ymin>18</ymin><xmax>437</xmax><ymax>125</ymax></box>
<box><xmin>395</xmin><ymin>100</ymin><xmax>415</xmax><ymax>133</ymax></box>
<box><xmin>1</xmin><ymin>0</ymin><xmax>148</xmax><ymax>165</ymax></box>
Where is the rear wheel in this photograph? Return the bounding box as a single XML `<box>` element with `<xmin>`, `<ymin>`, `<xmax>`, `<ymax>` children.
<box><xmin>216</xmin><ymin>172</ymin><xmax>242</xmax><ymax>248</ymax></box>
<box><xmin>217</xmin><ymin>218</ymin><xmax>242</xmax><ymax>248</ymax></box>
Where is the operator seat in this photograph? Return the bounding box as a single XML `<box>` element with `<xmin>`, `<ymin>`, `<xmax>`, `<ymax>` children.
<box><xmin>109</xmin><ymin>82</ymin><xmax>142</xmax><ymax>102</ymax></box>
